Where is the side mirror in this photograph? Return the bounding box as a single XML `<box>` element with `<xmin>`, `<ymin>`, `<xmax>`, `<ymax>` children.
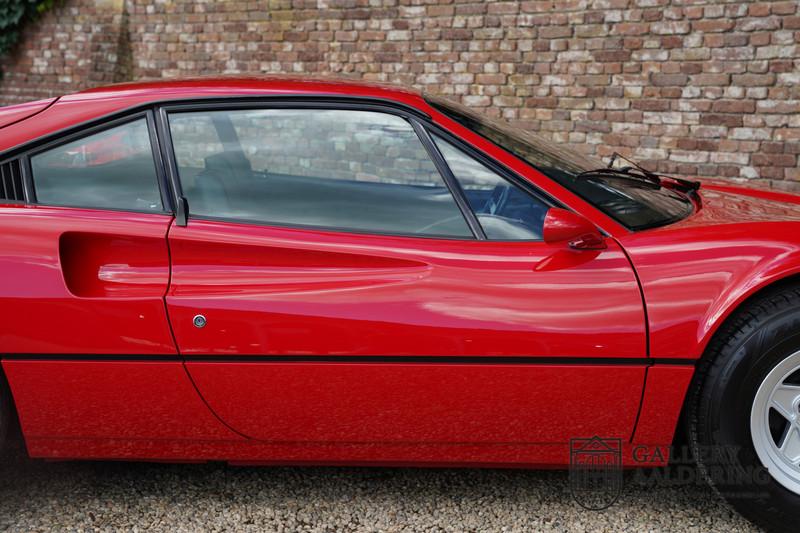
<box><xmin>542</xmin><ymin>208</ymin><xmax>606</xmax><ymax>250</ymax></box>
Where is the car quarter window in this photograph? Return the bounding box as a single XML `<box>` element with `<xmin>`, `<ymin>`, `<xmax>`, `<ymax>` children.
<box><xmin>432</xmin><ymin>134</ymin><xmax>548</xmax><ymax>240</ymax></box>
<box><xmin>167</xmin><ymin>108</ymin><xmax>473</xmax><ymax>238</ymax></box>
<box><xmin>30</xmin><ymin>118</ymin><xmax>163</xmax><ymax>212</ymax></box>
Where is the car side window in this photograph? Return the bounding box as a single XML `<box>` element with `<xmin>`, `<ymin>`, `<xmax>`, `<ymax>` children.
<box><xmin>432</xmin><ymin>134</ymin><xmax>548</xmax><ymax>240</ymax></box>
<box><xmin>167</xmin><ymin>109</ymin><xmax>473</xmax><ymax>238</ymax></box>
<box><xmin>30</xmin><ymin>118</ymin><xmax>163</xmax><ymax>212</ymax></box>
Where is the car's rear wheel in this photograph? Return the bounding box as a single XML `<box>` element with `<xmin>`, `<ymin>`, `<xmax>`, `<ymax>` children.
<box><xmin>689</xmin><ymin>285</ymin><xmax>800</xmax><ymax>532</ymax></box>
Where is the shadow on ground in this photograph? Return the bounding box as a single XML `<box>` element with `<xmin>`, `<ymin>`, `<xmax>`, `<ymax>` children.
<box><xmin>0</xmin><ymin>451</ymin><xmax>757</xmax><ymax>532</ymax></box>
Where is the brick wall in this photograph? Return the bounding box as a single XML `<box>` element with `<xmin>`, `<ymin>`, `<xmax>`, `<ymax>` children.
<box><xmin>0</xmin><ymin>0</ymin><xmax>127</xmax><ymax>103</ymax></box>
<box><xmin>1</xmin><ymin>0</ymin><xmax>798</xmax><ymax>190</ymax></box>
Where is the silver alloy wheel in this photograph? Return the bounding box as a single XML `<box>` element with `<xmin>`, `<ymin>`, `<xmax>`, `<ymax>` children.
<box><xmin>751</xmin><ymin>350</ymin><xmax>800</xmax><ymax>495</ymax></box>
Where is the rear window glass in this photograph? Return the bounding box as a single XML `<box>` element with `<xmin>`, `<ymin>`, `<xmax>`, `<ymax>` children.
<box><xmin>30</xmin><ymin>118</ymin><xmax>163</xmax><ymax>212</ymax></box>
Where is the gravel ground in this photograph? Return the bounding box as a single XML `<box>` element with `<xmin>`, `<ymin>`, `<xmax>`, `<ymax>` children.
<box><xmin>0</xmin><ymin>449</ymin><xmax>759</xmax><ymax>533</ymax></box>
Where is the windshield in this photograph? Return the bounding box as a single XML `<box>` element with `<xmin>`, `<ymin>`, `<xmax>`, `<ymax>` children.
<box><xmin>426</xmin><ymin>95</ymin><xmax>693</xmax><ymax>230</ymax></box>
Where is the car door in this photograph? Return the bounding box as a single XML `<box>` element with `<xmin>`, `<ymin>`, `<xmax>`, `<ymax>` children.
<box><xmin>162</xmin><ymin>102</ymin><xmax>648</xmax><ymax>458</ymax></box>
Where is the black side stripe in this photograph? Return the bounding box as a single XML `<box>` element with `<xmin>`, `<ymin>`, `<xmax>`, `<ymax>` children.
<box><xmin>1</xmin><ymin>354</ymin><xmax>697</xmax><ymax>366</ymax></box>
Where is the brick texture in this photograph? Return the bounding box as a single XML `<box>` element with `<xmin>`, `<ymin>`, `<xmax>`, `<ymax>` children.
<box><xmin>1</xmin><ymin>0</ymin><xmax>799</xmax><ymax>189</ymax></box>
<box><xmin>0</xmin><ymin>0</ymin><xmax>127</xmax><ymax>102</ymax></box>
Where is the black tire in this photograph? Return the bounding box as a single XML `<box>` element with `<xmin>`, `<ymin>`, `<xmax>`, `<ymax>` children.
<box><xmin>688</xmin><ymin>284</ymin><xmax>800</xmax><ymax>532</ymax></box>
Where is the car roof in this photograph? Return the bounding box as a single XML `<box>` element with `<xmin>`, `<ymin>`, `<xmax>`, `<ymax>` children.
<box><xmin>0</xmin><ymin>76</ymin><xmax>429</xmax><ymax>154</ymax></box>
<box><xmin>65</xmin><ymin>75</ymin><xmax>423</xmax><ymax>102</ymax></box>
<box><xmin>0</xmin><ymin>97</ymin><xmax>57</xmax><ymax>130</ymax></box>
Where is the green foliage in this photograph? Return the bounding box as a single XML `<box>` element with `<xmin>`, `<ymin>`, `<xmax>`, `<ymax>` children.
<box><xmin>0</xmin><ymin>0</ymin><xmax>57</xmax><ymax>77</ymax></box>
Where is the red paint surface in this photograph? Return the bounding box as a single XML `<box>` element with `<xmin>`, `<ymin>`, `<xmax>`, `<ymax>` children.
<box><xmin>59</xmin><ymin>232</ymin><xmax>170</xmax><ymax>298</ymax></box>
<box><xmin>0</xmin><ymin>97</ymin><xmax>56</xmax><ymax>130</ymax></box>
<box><xmin>166</xmin><ymin>219</ymin><xmax>646</xmax><ymax>357</ymax></box>
<box><xmin>3</xmin><ymin>360</ymin><xmax>237</xmax><ymax>440</ymax></box>
<box><xmin>542</xmin><ymin>207</ymin><xmax>607</xmax><ymax>250</ymax></box>
<box><xmin>186</xmin><ymin>362</ymin><xmax>644</xmax><ymax>443</ymax></box>
<box><xmin>0</xmin><ymin>205</ymin><xmax>176</xmax><ymax>354</ymax></box>
<box><xmin>632</xmin><ymin>365</ymin><xmax>696</xmax><ymax>460</ymax></box>
<box><xmin>2</xmin><ymin>78</ymin><xmax>800</xmax><ymax>466</ymax></box>
<box><xmin>619</xmin><ymin>185</ymin><xmax>800</xmax><ymax>358</ymax></box>
<box><xmin>24</xmin><ymin>438</ymin><xmax>666</xmax><ymax>468</ymax></box>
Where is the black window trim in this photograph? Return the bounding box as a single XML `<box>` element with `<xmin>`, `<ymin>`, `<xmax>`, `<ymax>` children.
<box><xmin>410</xmin><ymin>120</ymin><xmax>486</xmax><ymax>240</ymax></box>
<box><xmin>421</xmin><ymin>123</ymin><xmax>560</xmax><ymax>209</ymax></box>
<box><xmin>0</xmin><ymin>95</ymin><xmax>432</xmax><ymax>163</ymax></box>
<box><xmin>0</xmin><ymin>157</ymin><xmax>28</xmax><ymax>204</ymax></box>
<box><xmin>1</xmin><ymin>94</ymin><xmax>560</xmax><ymax>240</ymax></box>
<box><xmin>156</xmin><ymin>98</ymin><xmax>560</xmax><ymax>242</ymax></box>
<box><xmin>425</xmin><ymin>96</ymin><xmax>694</xmax><ymax>233</ymax></box>
<box><xmin>420</xmin><ymin>121</ymin><xmax>561</xmax><ymax>238</ymax></box>
<box><xmin>158</xmin><ymin>99</ymin><xmax>485</xmax><ymax>240</ymax></box>
<box><xmin>156</xmin><ymin>99</ymin><xmax>440</xmax><ymax>212</ymax></box>
<box><xmin>22</xmin><ymin>110</ymin><xmax>172</xmax><ymax>215</ymax></box>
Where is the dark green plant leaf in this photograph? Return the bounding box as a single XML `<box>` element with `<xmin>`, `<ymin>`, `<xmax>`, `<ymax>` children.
<box><xmin>0</xmin><ymin>0</ymin><xmax>58</xmax><ymax>75</ymax></box>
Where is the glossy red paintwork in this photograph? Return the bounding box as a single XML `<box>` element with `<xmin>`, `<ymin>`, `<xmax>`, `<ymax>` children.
<box><xmin>187</xmin><ymin>362</ymin><xmax>644</xmax><ymax>443</ymax></box>
<box><xmin>165</xmin><ymin>216</ymin><xmax>647</xmax><ymax>442</ymax></box>
<box><xmin>3</xmin><ymin>360</ymin><xmax>237</xmax><ymax>440</ymax></box>
<box><xmin>631</xmin><ymin>365</ymin><xmax>695</xmax><ymax>463</ymax></box>
<box><xmin>3</xmin><ymin>77</ymin><xmax>800</xmax><ymax>468</ymax></box>
<box><xmin>0</xmin><ymin>97</ymin><xmax>56</xmax><ymax>130</ymax></box>
<box><xmin>59</xmin><ymin>232</ymin><xmax>170</xmax><ymax>298</ymax></box>
<box><xmin>0</xmin><ymin>205</ymin><xmax>175</xmax><ymax>354</ymax></box>
<box><xmin>166</xmin><ymin>219</ymin><xmax>645</xmax><ymax>357</ymax></box>
<box><xmin>619</xmin><ymin>185</ymin><xmax>800</xmax><ymax>358</ymax></box>
<box><xmin>542</xmin><ymin>207</ymin><xmax>607</xmax><ymax>250</ymax></box>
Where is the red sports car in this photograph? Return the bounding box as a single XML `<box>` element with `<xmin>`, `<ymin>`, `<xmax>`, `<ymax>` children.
<box><xmin>0</xmin><ymin>77</ymin><xmax>798</xmax><ymax>529</ymax></box>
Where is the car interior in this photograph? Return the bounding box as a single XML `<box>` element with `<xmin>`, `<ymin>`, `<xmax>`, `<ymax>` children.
<box><xmin>31</xmin><ymin>152</ymin><xmax>163</xmax><ymax>212</ymax></box>
<box><xmin>177</xmin><ymin>112</ymin><xmax>549</xmax><ymax>240</ymax></box>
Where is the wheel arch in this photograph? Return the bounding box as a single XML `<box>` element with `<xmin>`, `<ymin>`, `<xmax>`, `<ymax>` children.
<box><xmin>675</xmin><ymin>268</ymin><xmax>800</xmax><ymax>529</ymax></box>
<box><xmin>695</xmin><ymin>266</ymin><xmax>800</xmax><ymax>361</ymax></box>
<box><xmin>675</xmin><ymin>269</ymin><xmax>800</xmax><ymax>447</ymax></box>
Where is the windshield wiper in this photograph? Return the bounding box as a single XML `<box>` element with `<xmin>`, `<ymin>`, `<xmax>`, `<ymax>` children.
<box><xmin>606</xmin><ymin>152</ymin><xmax>701</xmax><ymax>192</ymax></box>
<box><xmin>577</xmin><ymin>153</ymin><xmax>701</xmax><ymax>192</ymax></box>
<box><xmin>576</xmin><ymin>166</ymin><xmax>662</xmax><ymax>188</ymax></box>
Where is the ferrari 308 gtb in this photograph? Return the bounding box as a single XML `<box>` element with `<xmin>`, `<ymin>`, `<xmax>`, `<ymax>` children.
<box><xmin>1</xmin><ymin>77</ymin><xmax>800</xmax><ymax>529</ymax></box>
